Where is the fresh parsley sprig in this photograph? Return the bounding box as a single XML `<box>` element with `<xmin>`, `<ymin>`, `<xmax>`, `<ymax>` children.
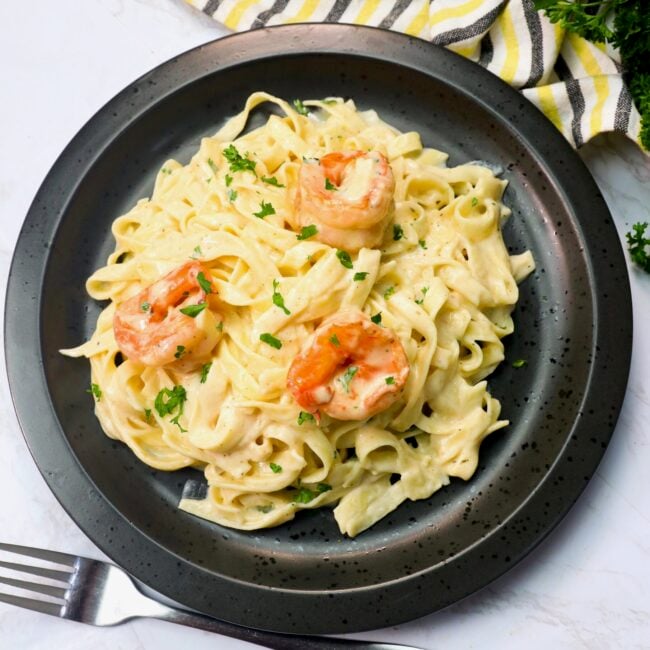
<box><xmin>626</xmin><ymin>221</ymin><xmax>650</xmax><ymax>272</ymax></box>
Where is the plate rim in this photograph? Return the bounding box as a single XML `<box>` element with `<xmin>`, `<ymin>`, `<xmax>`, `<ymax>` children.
<box><xmin>4</xmin><ymin>23</ymin><xmax>633</xmax><ymax>633</ymax></box>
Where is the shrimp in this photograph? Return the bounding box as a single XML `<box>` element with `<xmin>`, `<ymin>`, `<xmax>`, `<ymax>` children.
<box><xmin>113</xmin><ymin>260</ymin><xmax>222</xmax><ymax>367</ymax></box>
<box><xmin>286</xmin><ymin>309</ymin><xmax>409</xmax><ymax>421</ymax></box>
<box><xmin>295</xmin><ymin>151</ymin><xmax>395</xmax><ymax>252</ymax></box>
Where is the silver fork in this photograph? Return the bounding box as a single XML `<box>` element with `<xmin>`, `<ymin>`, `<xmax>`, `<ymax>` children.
<box><xmin>0</xmin><ymin>542</ymin><xmax>420</xmax><ymax>650</ymax></box>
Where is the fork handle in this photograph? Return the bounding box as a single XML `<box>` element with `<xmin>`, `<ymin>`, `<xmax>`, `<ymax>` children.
<box><xmin>155</xmin><ymin>606</ymin><xmax>415</xmax><ymax>650</ymax></box>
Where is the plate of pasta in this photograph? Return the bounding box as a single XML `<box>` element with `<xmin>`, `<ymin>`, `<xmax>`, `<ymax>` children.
<box><xmin>6</xmin><ymin>25</ymin><xmax>631</xmax><ymax>633</ymax></box>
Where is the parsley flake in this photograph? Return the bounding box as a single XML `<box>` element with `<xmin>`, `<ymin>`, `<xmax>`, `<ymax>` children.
<box><xmin>418</xmin><ymin>239</ymin><xmax>428</xmax><ymax>249</ymax></box>
<box><xmin>180</xmin><ymin>302</ymin><xmax>207</xmax><ymax>318</ymax></box>
<box><xmin>140</xmin><ymin>302</ymin><xmax>150</xmax><ymax>312</ymax></box>
<box><xmin>207</xmin><ymin>158</ymin><xmax>219</xmax><ymax>175</ymax></box>
<box><xmin>385</xmin><ymin>376</ymin><xmax>395</xmax><ymax>385</ymax></box>
<box><xmin>257</xmin><ymin>504</ymin><xmax>274</xmax><ymax>513</ymax></box>
<box><xmin>293</xmin><ymin>99</ymin><xmax>309</xmax><ymax>115</ymax></box>
<box><xmin>393</xmin><ymin>224</ymin><xmax>404</xmax><ymax>240</ymax></box>
<box><xmin>222</xmin><ymin>144</ymin><xmax>256</xmax><ymax>174</ymax></box>
<box><xmin>415</xmin><ymin>286</ymin><xmax>429</xmax><ymax>305</ymax></box>
<box><xmin>353</xmin><ymin>272</ymin><xmax>368</xmax><ymax>282</ymax></box>
<box><xmin>297</xmin><ymin>411</ymin><xmax>315</xmax><ymax>425</ymax></box>
<box><xmin>371</xmin><ymin>312</ymin><xmax>382</xmax><ymax>324</ymax></box>
<box><xmin>270</xmin><ymin>462</ymin><xmax>283</xmax><ymax>473</ymax></box>
<box><xmin>260</xmin><ymin>333</ymin><xmax>282</xmax><ymax>349</ymax></box>
<box><xmin>297</xmin><ymin>224</ymin><xmax>318</xmax><ymax>240</ymax></box>
<box><xmin>154</xmin><ymin>385</ymin><xmax>187</xmax><ymax>431</ymax></box>
<box><xmin>512</xmin><ymin>359</ymin><xmax>527</xmax><ymax>368</ymax></box>
<box><xmin>340</xmin><ymin>366</ymin><xmax>358</xmax><ymax>393</ymax></box>
<box><xmin>144</xmin><ymin>408</ymin><xmax>152</xmax><ymax>421</ymax></box>
<box><xmin>384</xmin><ymin>286</ymin><xmax>395</xmax><ymax>300</ymax></box>
<box><xmin>626</xmin><ymin>222</ymin><xmax>650</xmax><ymax>272</ymax></box>
<box><xmin>336</xmin><ymin>250</ymin><xmax>353</xmax><ymax>269</ymax></box>
<box><xmin>254</xmin><ymin>201</ymin><xmax>276</xmax><ymax>219</ymax></box>
<box><xmin>200</xmin><ymin>362</ymin><xmax>212</xmax><ymax>384</ymax></box>
<box><xmin>471</xmin><ymin>196</ymin><xmax>479</xmax><ymax>207</ymax></box>
<box><xmin>192</xmin><ymin>245</ymin><xmax>203</xmax><ymax>258</ymax></box>
<box><xmin>329</xmin><ymin>334</ymin><xmax>340</xmax><ymax>347</ymax></box>
<box><xmin>228</xmin><ymin>189</ymin><xmax>238</xmax><ymax>202</ymax></box>
<box><xmin>262</xmin><ymin>176</ymin><xmax>285</xmax><ymax>187</ymax></box>
<box><xmin>272</xmin><ymin>279</ymin><xmax>291</xmax><ymax>315</ymax></box>
<box><xmin>174</xmin><ymin>345</ymin><xmax>186</xmax><ymax>359</ymax></box>
<box><xmin>196</xmin><ymin>271</ymin><xmax>213</xmax><ymax>294</ymax></box>
<box><xmin>225</xmin><ymin>173</ymin><xmax>233</xmax><ymax>187</ymax></box>
<box><xmin>325</xmin><ymin>178</ymin><xmax>337</xmax><ymax>191</ymax></box>
<box><xmin>87</xmin><ymin>383</ymin><xmax>102</xmax><ymax>401</ymax></box>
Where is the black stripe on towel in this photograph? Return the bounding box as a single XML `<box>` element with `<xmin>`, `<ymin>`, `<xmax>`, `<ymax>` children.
<box><xmin>325</xmin><ymin>0</ymin><xmax>353</xmax><ymax>22</ymax></box>
<box><xmin>251</xmin><ymin>0</ymin><xmax>291</xmax><ymax>28</ymax></box>
<box><xmin>479</xmin><ymin>33</ymin><xmax>494</xmax><ymax>67</ymax></box>
<box><xmin>614</xmin><ymin>84</ymin><xmax>632</xmax><ymax>133</ymax></box>
<box><xmin>524</xmin><ymin>0</ymin><xmax>544</xmax><ymax>87</ymax></box>
<box><xmin>203</xmin><ymin>0</ymin><xmax>223</xmax><ymax>16</ymax></box>
<box><xmin>565</xmin><ymin>78</ymin><xmax>586</xmax><ymax>147</ymax></box>
<box><xmin>379</xmin><ymin>0</ymin><xmax>413</xmax><ymax>29</ymax></box>
<box><xmin>431</xmin><ymin>1</ymin><xmax>507</xmax><ymax>46</ymax></box>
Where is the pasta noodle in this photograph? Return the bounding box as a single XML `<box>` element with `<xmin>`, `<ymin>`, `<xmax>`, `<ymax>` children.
<box><xmin>62</xmin><ymin>92</ymin><xmax>534</xmax><ymax>537</ymax></box>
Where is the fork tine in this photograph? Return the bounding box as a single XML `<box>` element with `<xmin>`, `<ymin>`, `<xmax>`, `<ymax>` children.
<box><xmin>0</xmin><ymin>560</ymin><xmax>71</xmax><ymax>583</ymax></box>
<box><xmin>0</xmin><ymin>542</ymin><xmax>77</xmax><ymax>567</ymax></box>
<box><xmin>0</xmin><ymin>575</ymin><xmax>67</xmax><ymax>600</ymax></box>
<box><xmin>0</xmin><ymin>592</ymin><xmax>63</xmax><ymax>617</ymax></box>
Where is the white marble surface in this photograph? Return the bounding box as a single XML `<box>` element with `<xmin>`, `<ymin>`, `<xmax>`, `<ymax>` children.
<box><xmin>2</xmin><ymin>1</ymin><xmax>650</xmax><ymax>648</ymax></box>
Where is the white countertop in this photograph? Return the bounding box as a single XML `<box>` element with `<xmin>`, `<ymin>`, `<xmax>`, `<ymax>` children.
<box><xmin>2</xmin><ymin>1</ymin><xmax>650</xmax><ymax>648</ymax></box>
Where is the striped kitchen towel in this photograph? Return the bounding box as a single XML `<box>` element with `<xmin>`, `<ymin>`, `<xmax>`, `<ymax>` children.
<box><xmin>185</xmin><ymin>0</ymin><xmax>643</xmax><ymax>150</ymax></box>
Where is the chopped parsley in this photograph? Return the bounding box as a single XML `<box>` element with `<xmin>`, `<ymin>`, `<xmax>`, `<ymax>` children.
<box><xmin>260</xmin><ymin>333</ymin><xmax>282</xmax><ymax>349</ymax></box>
<box><xmin>180</xmin><ymin>302</ymin><xmax>207</xmax><ymax>318</ymax></box>
<box><xmin>174</xmin><ymin>345</ymin><xmax>186</xmax><ymax>359</ymax></box>
<box><xmin>329</xmin><ymin>334</ymin><xmax>340</xmax><ymax>347</ymax></box>
<box><xmin>207</xmin><ymin>158</ymin><xmax>219</xmax><ymax>175</ymax></box>
<box><xmin>86</xmin><ymin>383</ymin><xmax>102</xmax><ymax>401</ymax></box>
<box><xmin>270</xmin><ymin>462</ymin><xmax>283</xmax><ymax>473</ymax></box>
<box><xmin>256</xmin><ymin>504</ymin><xmax>274</xmax><ymax>513</ymax></box>
<box><xmin>353</xmin><ymin>272</ymin><xmax>368</xmax><ymax>282</ymax></box>
<box><xmin>297</xmin><ymin>224</ymin><xmax>318</xmax><ymax>240</ymax></box>
<box><xmin>262</xmin><ymin>176</ymin><xmax>285</xmax><ymax>187</ymax></box>
<box><xmin>336</xmin><ymin>250</ymin><xmax>353</xmax><ymax>269</ymax></box>
<box><xmin>228</xmin><ymin>189</ymin><xmax>238</xmax><ymax>202</ymax></box>
<box><xmin>222</xmin><ymin>144</ymin><xmax>256</xmax><ymax>174</ymax></box>
<box><xmin>626</xmin><ymin>222</ymin><xmax>650</xmax><ymax>272</ymax></box>
<box><xmin>216</xmin><ymin>321</ymin><xmax>224</xmax><ymax>331</ymax></box>
<box><xmin>325</xmin><ymin>178</ymin><xmax>337</xmax><ymax>191</ymax></box>
<box><xmin>393</xmin><ymin>224</ymin><xmax>404</xmax><ymax>240</ymax></box>
<box><xmin>293</xmin><ymin>99</ymin><xmax>309</xmax><ymax>115</ymax></box>
<box><xmin>371</xmin><ymin>312</ymin><xmax>382</xmax><ymax>324</ymax></box>
<box><xmin>192</xmin><ymin>245</ymin><xmax>203</xmax><ymax>258</ymax></box>
<box><xmin>385</xmin><ymin>376</ymin><xmax>395</xmax><ymax>385</ymax></box>
<box><xmin>196</xmin><ymin>271</ymin><xmax>213</xmax><ymax>294</ymax></box>
<box><xmin>254</xmin><ymin>200</ymin><xmax>276</xmax><ymax>219</ymax></box>
<box><xmin>225</xmin><ymin>174</ymin><xmax>233</xmax><ymax>187</ymax></box>
<box><xmin>340</xmin><ymin>366</ymin><xmax>358</xmax><ymax>393</ymax></box>
<box><xmin>154</xmin><ymin>385</ymin><xmax>187</xmax><ymax>431</ymax></box>
<box><xmin>140</xmin><ymin>302</ymin><xmax>150</xmax><ymax>312</ymax></box>
<box><xmin>292</xmin><ymin>483</ymin><xmax>331</xmax><ymax>503</ymax></box>
<box><xmin>471</xmin><ymin>196</ymin><xmax>479</xmax><ymax>207</ymax></box>
<box><xmin>144</xmin><ymin>408</ymin><xmax>152</xmax><ymax>421</ymax></box>
<box><xmin>272</xmin><ymin>279</ymin><xmax>291</xmax><ymax>315</ymax></box>
<box><xmin>418</xmin><ymin>239</ymin><xmax>428</xmax><ymax>249</ymax></box>
<box><xmin>161</xmin><ymin>167</ymin><xmax>172</xmax><ymax>175</ymax></box>
<box><xmin>297</xmin><ymin>411</ymin><xmax>315</xmax><ymax>425</ymax></box>
<box><xmin>512</xmin><ymin>359</ymin><xmax>527</xmax><ymax>368</ymax></box>
<box><xmin>384</xmin><ymin>286</ymin><xmax>395</xmax><ymax>300</ymax></box>
<box><xmin>415</xmin><ymin>286</ymin><xmax>429</xmax><ymax>305</ymax></box>
<box><xmin>199</xmin><ymin>362</ymin><xmax>212</xmax><ymax>384</ymax></box>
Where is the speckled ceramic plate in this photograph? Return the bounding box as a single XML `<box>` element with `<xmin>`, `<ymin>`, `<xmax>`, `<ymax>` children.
<box><xmin>5</xmin><ymin>25</ymin><xmax>632</xmax><ymax>634</ymax></box>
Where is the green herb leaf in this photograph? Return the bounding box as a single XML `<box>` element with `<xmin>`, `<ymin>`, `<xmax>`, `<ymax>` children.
<box><xmin>297</xmin><ymin>411</ymin><xmax>315</xmax><ymax>425</ymax></box>
<box><xmin>292</xmin><ymin>487</ymin><xmax>317</xmax><ymax>503</ymax></box>
<box><xmin>200</xmin><ymin>362</ymin><xmax>212</xmax><ymax>384</ymax></box>
<box><xmin>336</xmin><ymin>250</ymin><xmax>353</xmax><ymax>269</ymax></box>
<box><xmin>415</xmin><ymin>286</ymin><xmax>429</xmax><ymax>305</ymax></box>
<box><xmin>512</xmin><ymin>359</ymin><xmax>527</xmax><ymax>368</ymax></box>
<box><xmin>340</xmin><ymin>365</ymin><xmax>358</xmax><ymax>393</ymax></box>
<box><xmin>225</xmin><ymin>173</ymin><xmax>233</xmax><ymax>187</ymax></box>
<box><xmin>384</xmin><ymin>286</ymin><xmax>395</xmax><ymax>300</ymax></box>
<box><xmin>144</xmin><ymin>408</ymin><xmax>152</xmax><ymax>421</ymax></box>
<box><xmin>216</xmin><ymin>321</ymin><xmax>224</xmax><ymax>331</ymax></box>
<box><xmin>317</xmin><ymin>483</ymin><xmax>332</xmax><ymax>493</ymax></box>
<box><xmin>626</xmin><ymin>222</ymin><xmax>650</xmax><ymax>272</ymax></box>
<box><xmin>207</xmin><ymin>158</ymin><xmax>219</xmax><ymax>175</ymax></box>
<box><xmin>418</xmin><ymin>239</ymin><xmax>428</xmax><ymax>249</ymax></box>
<box><xmin>325</xmin><ymin>178</ymin><xmax>338</xmax><ymax>191</ymax></box>
<box><xmin>228</xmin><ymin>189</ymin><xmax>238</xmax><ymax>202</ymax></box>
<box><xmin>471</xmin><ymin>196</ymin><xmax>479</xmax><ymax>207</ymax></box>
<box><xmin>174</xmin><ymin>345</ymin><xmax>186</xmax><ymax>359</ymax></box>
<box><xmin>293</xmin><ymin>99</ymin><xmax>309</xmax><ymax>115</ymax></box>
<box><xmin>353</xmin><ymin>272</ymin><xmax>369</xmax><ymax>282</ymax></box>
<box><xmin>270</xmin><ymin>462</ymin><xmax>283</xmax><ymax>473</ymax></box>
<box><xmin>192</xmin><ymin>245</ymin><xmax>203</xmax><ymax>258</ymax></box>
<box><xmin>197</xmin><ymin>271</ymin><xmax>213</xmax><ymax>294</ymax></box>
<box><xmin>154</xmin><ymin>385</ymin><xmax>187</xmax><ymax>431</ymax></box>
<box><xmin>260</xmin><ymin>333</ymin><xmax>282</xmax><ymax>349</ymax></box>
<box><xmin>297</xmin><ymin>224</ymin><xmax>318</xmax><ymax>240</ymax></box>
<box><xmin>254</xmin><ymin>200</ymin><xmax>276</xmax><ymax>219</ymax></box>
<box><xmin>256</xmin><ymin>504</ymin><xmax>274</xmax><ymax>513</ymax></box>
<box><xmin>393</xmin><ymin>224</ymin><xmax>404</xmax><ymax>240</ymax></box>
<box><xmin>180</xmin><ymin>302</ymin><xmax>207</xmax><ymax>318</ymax></box>
<box><xmin>371</xmin><ymin>312</ymin><xmax>382</xmax><ymax>324</ymax></box>
<box><xmin>262</xmin><ymin>176</ymin><xmax>285</xmax><ymax>187</ymax></box>
<box><xmin>385</xmin><ymin>376</ymin><xmax>395</xmax><ymax>385</ymax></box>
<box><xmin>86</xmin><ymin>383</ymin><xmax>102</xmax><ymax>401</ymax></box>
<box><xmin>329</xmin><ymin>334</ymin><xmax>340</xmax><ymax>347</ymax></box>
<box><xmin>271</xmin><ymin>279</ymin><xmax>291</xmax><ymax>315</ymax></box>
<box><xmin>161</xmin><ymin>167</ymin><xmax>172</xmax><ymax>175</ymax></box>
<box><xmin>140</xmin><ymin>302</ymin><xmax>150</xmax><ymax>312</ymax></box>
<box><xmin>222</xmin><ymin>144</ymin><xmax>257</xmax><ymax>174</ymax></box>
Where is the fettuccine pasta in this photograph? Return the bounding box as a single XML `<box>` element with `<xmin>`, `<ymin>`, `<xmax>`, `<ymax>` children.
<box><xmin>63</xmin><ymin>92</ymin><xmax>534</xmax><ymax>537</ymax></box>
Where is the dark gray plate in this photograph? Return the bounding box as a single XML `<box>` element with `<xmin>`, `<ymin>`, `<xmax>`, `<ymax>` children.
<box><xmin>5</xmin><ymin>25</ymin><xmax>632</xmax><ymax>634</ymax></box>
